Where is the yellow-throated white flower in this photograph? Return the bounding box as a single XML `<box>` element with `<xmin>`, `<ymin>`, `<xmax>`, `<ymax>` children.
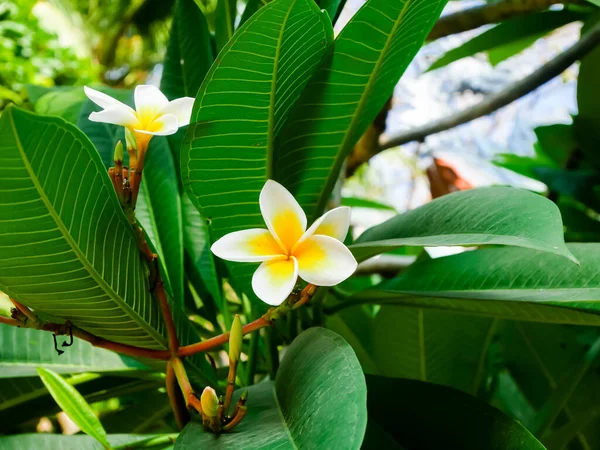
<box><xmin>84</xmin><ymin>85</ymin><xmax>194</xmax><ymax>136</ymax></box>
<box><xmin>211</xmin><ymin>180</ymin><xmax>357</xmax><ymax>306</ymax></box>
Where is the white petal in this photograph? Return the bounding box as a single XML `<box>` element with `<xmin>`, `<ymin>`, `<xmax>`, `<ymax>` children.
<box><xmin>294</xmin><ymin>235</ymin><xmax>357</xmax><ymax>286</ymax></box>
<box><xmin>88</xmin><ymin>106</ymin><xmax>139</xmax><ymax>127</ymax></box>
<box><xmin>84</xmin><ymin>86</ymin><xmax>133</xmax><ymax>112</ymax></box>
<box><xmin>134</xmin><ymin>85</ymin><xmax>169</xmax><ymax>117</ymax></box>
<box><xmin>211</xmin><ymin>229</ymin><xmax>284</xmax><ymax>262</ymax></box>
<box><xmin>297</xmin><ymin>207</ymin><xmax>351</xmax><ymax>248</ymax></box>
<box><xmin>259</xmin><ymin>180</ymin><xmax>307</xmax><ymax>253</ymax></box>
<box><xmin>160</xmin><ymin>97</ymin><xmax>195</xmax><ymax>127</ymax></box>
<box><xmin>252</xmin><ymin>257</ymin><xmax>298</xmax><ymax>306</ymax></box>
<box><xmin>134</xmin><ymin>114</ymin><xmax>179</xmax><ymax>136</ymax></box>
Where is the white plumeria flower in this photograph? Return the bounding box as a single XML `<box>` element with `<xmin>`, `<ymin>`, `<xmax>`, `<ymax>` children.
<box><xmin>211</xmin><ymin>180</ymin><xmax>358</xmax><ymax>306</ymax></box>
<box><xmin>84</xmin><ymin>85</ymin><xmax>194</xmax><ymax>136</ymax></box>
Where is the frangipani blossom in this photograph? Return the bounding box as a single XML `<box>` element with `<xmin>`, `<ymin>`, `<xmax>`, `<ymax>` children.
<box><xmin>211</xmin><ymin>180</ymin><xmax>358</xmax><ymax>306</ymax></box>
<box><xmin>84</xmin><ymin>85</ymin><xmax>194</xmax><ymax>137</ymax></box>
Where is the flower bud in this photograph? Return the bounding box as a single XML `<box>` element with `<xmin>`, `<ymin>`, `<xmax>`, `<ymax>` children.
<box><xmin>114</xmin><ymin>140</ymin><xmax>124</xmax><ymax>164</ymax></box>
<box><xmin>229</xmin><ymin>314</ymin><xmax>243</xmax><ymax>364</ymax></box>
<box><xmin>124</xmin><ymin>127</ymin><xmax>137</xmax><ymax>152</ymax></box>
<box><xmin>201</xmin><ymin>387</ymin><xmax>219</xmax><ymax>418</ymax></box>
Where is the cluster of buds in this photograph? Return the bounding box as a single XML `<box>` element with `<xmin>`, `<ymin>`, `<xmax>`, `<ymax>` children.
<box><xmin>199</xmin><ymin>315</ymin><xmax>247</xmax><ymax>433</ymax></box>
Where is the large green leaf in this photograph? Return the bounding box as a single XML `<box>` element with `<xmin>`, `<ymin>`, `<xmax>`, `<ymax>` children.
<box><xmin>364</xmin><ymin>376</ymin><xmax>546</xmax><ymax>450</ymax></box>
<box><xmin>356</xmin><ymin>244</ymin><xmax>600</xmax><ymax>323</ymax></box>
<box><xmin>350</xmin><ymin>187</ymin><xmax>575</xmax><ymax>262</ymax></box>
<box><xmin>427</xmin><ymin>10</ymin><xmax>586</xmax><ymax>71</ymax></box>
<box><xmin>275</xmin><ymin>0</ymin><xmax>448</xmax><ymax>221</ymax></box>
<box><xmin>161</xmin><ymin>0</ymin><xmax>214</xmax><ymax>101</ymax></box>
<box><xmin>37</xmin><ymin>367</ymin><xmax>111</xmax><ymax>448</ymax></box>
<box><xmin>494</xmin><ymin>322</ymin><xmax>600</xmax><ymax>449</ymax></box>
<box><xmin>182</xmin><ymin>0</ymin><xmax>334</xmax><ymax>298</ymax></box>
<box><xmin>327</xmin><ymin>305</ymin><xmax>497</xmax><ymax>394</ymax></box>
<box><xmin>137</xmin><ymin>137</ymin><xmax>184</xmax><ymax>304</ymax></box>
<box><xmin>0</xmin><ymin>325</ymin><xmax>148</xmax><ymax>378</ymax></box>
<box><xmin>0</xmin><ymin>107</ymin><xmax>215</xmax><ymax>387</ymax></box>
<box><xmin>0</xmin><ymin>106</ymin><xmax>166</xmax><ymax>348</ymax></box>
<box><xmin>0</xmin><ymin>434</ymin><xmax>174</xmax><ymax>450</ymax></box>
<box><xmin>175</xmin><ymin>328</ymin><xmax>367</xmax><ymax>449</ymax></box>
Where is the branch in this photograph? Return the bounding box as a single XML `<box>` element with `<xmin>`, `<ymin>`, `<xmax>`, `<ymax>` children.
<box><xmin>428</xmin><ymin>0</ymin><xmax>578</xmax><ymax>41</ymax></box>
<box><xmin>380</xmin><ymin>23</ymin><xmax>600</xmax><ymax>152</ymax></box>
<box><xmin>178</xmin><ymin>284</ymin><xmax>317</xmax><ymax>358</ymax></box>
<box><xmin>0</xmin><ymin>310</ymin><xmax>171</xmax><ymax>360</ymax></box>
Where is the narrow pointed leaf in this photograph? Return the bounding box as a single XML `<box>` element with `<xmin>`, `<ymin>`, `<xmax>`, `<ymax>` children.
<box><xmin>182</xmin><ymin>193</ymin><xmax>222</xmax><ymax>310</ymax></box>
<box><xmin>350</xmin><ymin>187</ymin><xmax>575</xmax><ymax>262</ymax></box>
<box><xmin>37</xmin><ymin>367</ymin><xmax>110</xmax><ymax>448</ymax></box>
<box><xmin>239</xmin><ymin>0</ymin><xmax>273</xmax><ymax>27</ymax></box>
<box><xmin>216</xmin><ymin>0</ymin><xmax>237</xmax><ymax>53</ymax></box>
<box><xmin>161</xmin><ymin>0</ymin><xmax>214</xmax><ymax>101</ymax></box>
<box><xmin>137</xmin><ymin>137</ymin><xmax>184</xmax><ymax>304</ymax></box>
<box><xmin>427</xmin><ymin>11</ymin><xmax>586</xmax><ymax>72</ymax></box>
<box><xmin>175</xmin><ymin>328</ymin><xmax>367</xmax><ymax>449</ymax></box>
<box><xmin>182</xmin><ymin>0</ymin><xmax>334</xmax><ymax>298</ymax></box>
<box><xmin>276</xmin><ymin>0</ymin><xmax>448</xmax><ymax>220</ymax></box>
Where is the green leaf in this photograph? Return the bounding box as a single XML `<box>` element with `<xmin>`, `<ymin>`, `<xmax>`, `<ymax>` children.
<box><xmin>0</xmin><ymin>106</ymin><xmax>166</xmax><ymax>348</ymax></box>
<box><xmin>275</xmin><ymin>0</ymin><xmax>448</xmax><ymax>221</ymax></box>
<box><xmin>37</xmin><ymin>367</ymin><xmax>111</xmax><ymax>448</ymax></box>
<box><xmin>326</xmin><ymin>305</ymin><xmax>497</xmax><ymax>394</ymax></box>
<box><xmin>427</xmin><ymin>11</ymin><xmax>585</xmax><ymax>71</ymax></box>
<box><xmin>182</xmin><ymin>0</ymin><xmax>334</xmax><ymax>298</ymax></box>
<box><xmin>33</xmin><ymin>87</ymin><xmax>87</xmax><ymax>125</ymax></box>
<box><xmin>182</xmin><ymin>193</ymin><xmax>222</xmax><ymax>310</ymax></box>
<box><xmin>575</xmin><ymin>16</ymin><xmax>600</xmax><ymax>164</ymax></box>
<box><xmin>161</xmin><ymin>0</ymin><xmax>214</xmax><ymax>100</ymax></box>
<box><xmin>317</xmin><ymin>0</ymin><xmax>343</xmax><ymax>20</ymax></box>
<box><xmin>358</xmin><ymin>244</ymin><xmax>600</xmax><ymax>323</ymax></box>
<box><xmin>215</xmin><ymin>0</ymin><xmax>237</xmax><ymax>52</ymax></box>
<box><xmin>0</xmin><ymin>433</ymin><xmax>174</xmax><ymax>450</ymax></box>
<box><xmin>239</xmin><ymin>0</ymin><xmax>272</xmax><ymax>27</ymax></box>
<box><xmin>0</xmin><ymin>374</ymin><xmax>162</xmax><ymax>427</ymax></box>
<box><xmin>0</xmin><ymin>107</ymin><xmax>216</xmax><ymax>387</ymax></box>
<box><xmin>341</xmin><ymin>196</ymin><xmax>396</xmax><ymax>211</ymax></box>
<box><xmin>175</xmin><ymin>328</ymin><xmax>367</xmax><ymax>449</ymax></box>
<box><xmin>137</xmin><ymin>137</ymin><xmax>184</xmax><ymax>304</ymax></box>
<box><xmin>364</xmin><ymin>376</ymin><xmax>547</xmax><ymax>450</ymax></box>
<box><xmin>350</xmin><ymin>186</ymin><xmax>575</xmax><ymax>263</ymax></box>
<box><xmin>495</xmin><ymin>322</ymin><xmax>600</xmax><ymax>445</ymax></box>
<box><xmin>0</xmin><ymin>326</ymin><xmax>148</xmax><ymax>378</ymax></box>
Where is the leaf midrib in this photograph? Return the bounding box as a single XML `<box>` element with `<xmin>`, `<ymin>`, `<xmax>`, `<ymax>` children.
<box><xmin>267</xmin><ymin>0</ymin><xmax>298</xmax><ymax>180</ymax></box>
<box><xmin>313</xmin><ymin>0</ymin><xmax>414</xmax><ymax>220</ymax></box>
<box><xmin>7</xmin><ymin>110</ymin><xmax>166</xmax><ymax>348</ymax></box>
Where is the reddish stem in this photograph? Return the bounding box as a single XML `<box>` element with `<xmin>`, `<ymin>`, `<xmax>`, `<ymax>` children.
<box><xmin>178</xmin><ymin>317</ymin><xmax>271</xmax><ymax>358</ymax></box>
<box><xmin>155</xmin><ymin>280</ymin><xmax>180</xmax><ymax>354</ymax></box>
<box><xmin>72</xmin><ymin>327</ymin><xmax>171</xmax><ymax>360</ymax></box>
<box><xmin>0</xmin><ymin>315</ymin><xmax>23</xmax><ymax>327</ymax></box>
